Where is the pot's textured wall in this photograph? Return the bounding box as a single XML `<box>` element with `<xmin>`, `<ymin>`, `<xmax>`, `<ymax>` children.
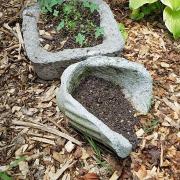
<box><xmin>22</xmin><ymin>0</ymin><xmax>124</xmax><ymax>80</ymax></box>
<box><xmin>56</xmin><ymin>56</ymin><xmax>153</xmax><ymax>158</ymax></box>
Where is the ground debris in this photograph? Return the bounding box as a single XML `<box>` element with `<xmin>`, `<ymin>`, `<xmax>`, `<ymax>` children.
<box><xmin>0</xmin><ymin>0</ymin><xmax>179</xmax><ymax>179</ymax></box>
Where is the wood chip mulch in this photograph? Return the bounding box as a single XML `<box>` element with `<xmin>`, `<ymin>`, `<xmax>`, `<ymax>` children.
<box><xmin>0</xmin><ymin>0</ymin><xmax>179</xmax><ymax>179</ymax></box>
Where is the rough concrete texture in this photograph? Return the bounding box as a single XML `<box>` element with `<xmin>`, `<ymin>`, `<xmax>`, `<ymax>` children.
<box><xmin>22</xmin><ymin>0</ymin><xmax>124</xmax><ymax>80</ymax></box>
<box><xmin>56</xmin><ymin>56</ymin><xmax>153</xmax><ymax>158</ymax></box>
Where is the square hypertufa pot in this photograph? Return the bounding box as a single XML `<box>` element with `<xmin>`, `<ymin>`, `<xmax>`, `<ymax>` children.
<box><xmin>22</xmin><ymin>0</ymin><xmax>124</xmax><ymax>80</ymax></box>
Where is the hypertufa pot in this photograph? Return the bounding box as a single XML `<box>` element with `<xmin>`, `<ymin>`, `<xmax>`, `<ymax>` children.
<box><xmin>56</xmin><ymin>56</ymin><xmax>153</xmax><ymax>158</ymax></box>
<box><xmin>22</xmin><ymin>0</ymin><xmax>124</xmax><ymax>80</ymax></box>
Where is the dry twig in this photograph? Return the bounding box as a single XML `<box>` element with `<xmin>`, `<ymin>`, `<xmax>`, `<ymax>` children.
<box><xmin>12</xmin><ymin>120</ymin><xmax>82</xmax><ymax>145</ymax></box>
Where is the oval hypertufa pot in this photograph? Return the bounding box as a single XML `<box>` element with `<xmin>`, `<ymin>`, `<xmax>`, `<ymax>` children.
<box><xmin>56</xmin><ymin>56</ymin><xmax>153</xmax><ymax>158</ymax></box>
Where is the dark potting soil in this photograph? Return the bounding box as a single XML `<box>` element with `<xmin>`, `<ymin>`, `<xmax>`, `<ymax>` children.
<box><xmin>72</xmin><ymin>76</ymin><xmax>139</xmax><ymax>149</ymax></box>
<box><xmin>38</xmin><ymin>1</ymin><xmax>103</xmax><ymax>52</ymax></box>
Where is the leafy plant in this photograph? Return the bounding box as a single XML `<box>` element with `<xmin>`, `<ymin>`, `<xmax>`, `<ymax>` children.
<box><xmin>38</xmin><ymin>0</ymin><xmax>103</xmax><ymax>48</ymax></box>
<box><xmin>118</xmin><ymin>23</ymin><xmax>128</xmax><ymax>40</ymax></box>
<box><xmin>53</xmin><ymin>9</ymin><xmax>59</xmax><ymax>16</ymax></box>
<box><xmin>38</xmin><ymin>0</ymin><xmax>63</xmax><ymax>13</ymax></box>
<box><xmin>163</xmin><ymin>7</ymin><xmax>180</xmax><ymax>39</ymax></box>
<box><xmin>63</xmin><ymin>4</ymin><xmax>73</xmax><ymax>15</ymax></box>
<box><xmin>57</xmin><ymin>20</ymin><xmax>65</xmax><ymax>31</ymax></box>
<box><xmin>67</xmin><ymin>20</ymin><xmax>77</xmax><ymax>30</ymax></box>
<box><xmin>161</xmin><ymin>0</ymin><xmax>180</xmax><ymax>11</ymax></box>
<box><xmin>129</xmin><ymin>0</ymin><xmax>180</xmax><ymax>38</ymax></box>
<box><xmin>75</xmin><ymin>33</ymin><xmax>86</xmax><ymax>46</ymax></box>
<box><xmin>130</xmin><ymin>0</ymin><xmax>158</xmax><ymax>10</ymax></box>
<box><xmin>95</xmin><ymin>27</ymin><xmax>104</xmax><ymax>38</ymax></box>
<box><xmin>83</xmin><ymin>0</ymin><xmax>99</xmax><ymax>13</ymax></box>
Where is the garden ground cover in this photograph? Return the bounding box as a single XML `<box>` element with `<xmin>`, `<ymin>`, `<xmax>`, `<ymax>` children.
<box><xmin>0</xmin><ymin>0</ymin><xmax>179</xmax><ymax>179</ymax></box>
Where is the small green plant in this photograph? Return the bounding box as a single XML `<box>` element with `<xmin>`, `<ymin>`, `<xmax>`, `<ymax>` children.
<box><xmin>38</xmin><ymin>0</ymin><xmax>63</xmax><ymax>13</ymax></box>
<box><xmin>75</xmin><ymin>33</ymin><xmax>86</xmax><ymax>46</ymax></box>
<box><xmin>53</xmin><ymin>9</ymin><xmax>59</xmax><ymax>16</ymax></box>
<box><xmin>83</xmin><ymin>0</ymin><xmax>99</xmax><ymax>13</ymax></box>
<box><xmin>143</xmin><ymin>119</ymin><xmax>159</xmax><ymax>134</ymax></box>
<box><xmin>95</xmin><ymin>27</ymin><xmax>104</xmax><ymax>38</ymax></box>
<box><xmin>63</xmin><ymin>3</ymin><xmax>73</xmax><ymax>15</ymax></box>
<box><xmin>129</xmin><ymin>0</ymin><xmax>180</xmax><ymax>39</ymax></box>
<box><xmin>57</xmin><ymin>20</ymin><xmax>65</xmax><ymax>31</ymax></box>
<box><xmin>118</xmin><ymin>23</ymin><xmax>128</xmax><ymax>40</ymax></box>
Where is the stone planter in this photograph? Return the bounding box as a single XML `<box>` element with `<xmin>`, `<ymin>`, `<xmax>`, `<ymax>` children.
<box><xmin>56</xmin><ymin>56</ymin><xmax>153</xmax><ymax>158</ymax></box>
<box><xmin>22</xmin><ymin>0</ymin><xmax>124</xmax><ymax>80</ymax></box>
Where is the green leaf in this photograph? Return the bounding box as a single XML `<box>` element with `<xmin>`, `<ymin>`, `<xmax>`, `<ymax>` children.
<box><xmin>163</xmin><ymin>7</ymin><xmax>180</xmax><ymax>39</ymax></box>
<box><xmin>118</xmin><ymin>23</ymin><xmax>128</xmax><ymax>40</ymax></box>
<box><xmin>130</xmin><ymin>1</ymin><xmax>163</xmax><ymax>20</ymax></box>
<box><xmin>57</xmin><ymin>20</ymin><xmax>65</xmax><ymax>31</ymax></box>
<box><xmin>53</xmin><ymin>10</ymin><xmax>59</xmax><ymax>16</ymax></box>
<box><xmin>41</xmin><ymin>7</ymin><xmax>48</xmax><ymax>13</ymax></box>
<box><xmin>63</xmin><ymin>4</ymin><xmax>73</xmax><ymax>15</ymax></box>
<box><xmin>130</xmin><ymin>8</ymin><xmax>145</xmax><ymax>20</ymax></box>
<box><xmin>67</xmin><ymin>21</ymin><xmax>77</xmax><ymax>30</ymax></box>
<box><xmin>46</xmin><ymin>5</ymin><xmax>53</xmax><ymax>12</ymax></box>
<box><xmin>75</xmin><ymin>33</ymin><xmax>85</xmax><ymax>46</ymax></box>
<box><xmin>129</xmin><ymin>0</ymin><xmax>158</xmax><ymax>9</ymax></box>
<box><xmin>50</xmin><ymin>0</ymin><xmax>60</xmax><ymax>7</ymax></box>
<box><xmin>89</xmin><ymin>3</ymin><xmax>99</xmax><ymax>13</ymax></box>
<box><xmin>161</xmin><ymin>0</ymin><xmax>180</xmax><ymax>11</ymax></box>
<box><xmin>0</xmin><ymin>172</ymin><xmax>12</xmax><ymax>180</ymax></box>
<box><xmin>95</xmin><ymin>27</ymin><xmax>104</xmax><ymax>38</ymax></box>
<box><xmin>83</xmin><ymin>1</ymin><xmax>99</xmax><ymax>13</ymax></box>
<box><xmin>86</xmin><ymin>136</ymin><xmax>102</xmax><ymax>160</ymax></box>
<box><xmin>58</xmin><ymin>0</ymin><xmax>63</xmax><ymax>5</ymax></box>
<box><xmin>83</xmin><ymin>0</ymin><xmax>91</xmax><ymax>8</ymax></box>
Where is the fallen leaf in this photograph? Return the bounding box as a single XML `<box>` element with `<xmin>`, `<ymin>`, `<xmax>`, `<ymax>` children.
<box><xmin>136</xmin><ymin>128</ymin><xmax>145</xmax><ymax>138</ymax></box>
<box><xmin>82</xmin><ymin>173</ymin><xmax>100</xmax><ymax>180</ymax></box>
<box><xmin>12</xmin><ymin>106</ymin><xmax>21</xmax><ymax>113</ymax></box>
<box><xmin>52</xmin><ymin>151</ymin><xmax>65</xmax><ymax>164</ymax></box>
<box><xmin>160</xmin><ymin>62</ymin><xmax>170</xmax><ymax>68</ymax></box>
<box><xmin>19</xmin><ymin>161</ymin><xmax>29</xmax><ymax>178</ymax></box>
<box><xmin>65</xmin><ymin>141</ymin><xmax>75</xmax><ymax>153</ymax></box>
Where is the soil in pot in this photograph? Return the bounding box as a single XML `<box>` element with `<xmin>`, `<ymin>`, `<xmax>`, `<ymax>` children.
<box><xmin>72</xmin><ymin>76</ymin><xmax>139</xmax><ymax>149</ymax></box>
<box><xmin>38</xmin><ymin>0</ymin><xmax>104</xmax><ymax>52</ymax></box>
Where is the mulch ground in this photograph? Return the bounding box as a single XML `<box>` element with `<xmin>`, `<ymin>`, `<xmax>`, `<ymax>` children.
<box><xmin>0</xmin><ymin>0</ymin><xmax>179</xmax><ymax>179</ymax></box>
